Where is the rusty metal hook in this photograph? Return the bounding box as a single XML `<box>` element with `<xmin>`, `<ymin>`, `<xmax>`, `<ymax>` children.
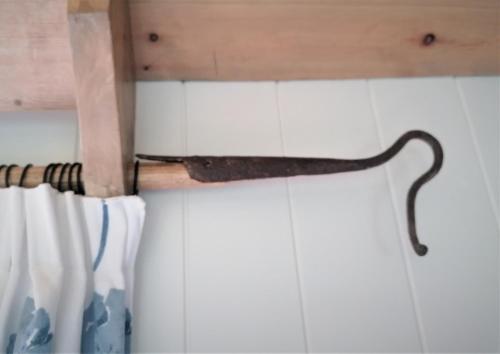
<box><xmin>137</xmin><ymin>130</ymin><xmax>444</xmax><ymax>256</ymax></box>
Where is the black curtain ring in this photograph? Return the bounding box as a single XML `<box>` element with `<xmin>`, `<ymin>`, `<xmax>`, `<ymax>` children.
<box><xmin>133</xmin><ymin>160</ymin><xmax>140</xmax><ymax>195</ymax></box>
<box><xmin>57</xmin><ymin>163</ymin><xmax>71</xmax><ymax>192</ymax></box>
<box><xmin>68</xmin><ymin>163</ymin><xmax>79</xmax><ymax>194</ymax></box>
<box><xmin>0</xmin><ymin>165</ymin><xmax>6</xmax><ymax>187</ymax></box>
<box><xmin>76</xmin><ymin>163</ymin><xmax>85</xmax><ymax>195</ymax></box>
<box><xmin>5</xmin><ymin>164</ymin><xmax>18</xmax><ymax>187</ymax></box>
<box><xmin>43</xmin><ymin>163</ymin><xmax>55</xmax><ymax>183</ymax></box>
<box><xmin>48</xmin><ymin>163</ymin><xmax>62</xmax><ymax>188</ymax></box>
<box><xmin>19</xmin><ymin>164</ymin><xmax>33</xmax><ymax>187</ymax></box>
<box><xmin>0</xmin><ymin>165</ymin><xmax>7</xmax><ymax>188</ymax></box>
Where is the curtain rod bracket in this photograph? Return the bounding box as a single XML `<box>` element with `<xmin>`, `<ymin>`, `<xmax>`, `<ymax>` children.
<box><xmin>137</xmin><ymin>130</ymin><xmax>444</xmax><ymax>256</ymax></box>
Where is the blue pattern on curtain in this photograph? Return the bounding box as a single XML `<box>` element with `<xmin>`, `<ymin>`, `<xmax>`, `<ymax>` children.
<box><xmin>0</xmin><ymin>187</ymin><xmax>144</xmax><ymax>354</ymax></box>
<box><xmin>81</xmin><ymin>290</ymin><xmax>131</xmax><ymax>354</ymax></box>
<box><xmin>81</xmin><ymin>201</ymin><xmax>132</xmax><ymax>354</ymax></box>
<box><xmin>6</xmin><ymin>298</ymin><xmax>53</xmax><ymax>354</ymax></box>
<box><xmin>92</xmin><ymin>202</ymin><xmax>109</xmax><ymax>272</ymax></box>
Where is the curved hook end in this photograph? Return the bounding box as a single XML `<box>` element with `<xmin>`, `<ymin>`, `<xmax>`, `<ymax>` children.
<box><xmin>413</xmin><ymin>243</ymin><xmax>428</xmax><ymax>256</ymax></box>
<box><xmin>402</xmin><ymin>130</ymin><xmax>443</xmax><ymax>257</ymax></box>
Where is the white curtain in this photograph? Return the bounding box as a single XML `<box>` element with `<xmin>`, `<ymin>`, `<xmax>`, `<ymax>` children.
<box><xmin>0</xmin><ymin>184</ymin><xmax>145</xmax><ymax>354</ymax></box>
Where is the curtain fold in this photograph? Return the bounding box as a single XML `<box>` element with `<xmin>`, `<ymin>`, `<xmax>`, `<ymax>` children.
<box><xmin>0</xmin><ymin>184</ymin><xmax>145</xmax><ymax>354</ymax></box>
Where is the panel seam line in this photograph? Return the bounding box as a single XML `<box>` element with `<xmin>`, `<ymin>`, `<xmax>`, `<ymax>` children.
<box><xmin>275</xmin><ymin>81</ymin><xmax>310</xmax><ymax>354</ymax></box>
<box><xmin>181</xmin><ymin>81</ymin><xmax>190</xmax><ymax>354</ymax></box>
<box><xmin>455</xmin><ymin>79</ymin><xmax>500</xmax><ymax>227</ymax></box>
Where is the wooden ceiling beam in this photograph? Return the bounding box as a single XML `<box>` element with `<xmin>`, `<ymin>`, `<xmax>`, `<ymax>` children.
<box><xmin>132</xmin><ymin>0</ymin><xmax>499</xmax><ymax>81</ymax></box>
<box><xmin>0</xmin><ymin>0</ymin><xmax>498</xmax><ymax>111</ymax></box>
<box><xmin>68</xmin><ymin>0</ymin><xmax>135</xmax><ymax>197</ymax></box>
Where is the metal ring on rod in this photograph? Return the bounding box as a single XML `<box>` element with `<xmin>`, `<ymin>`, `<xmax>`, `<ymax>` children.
<box><xmin>75</xmin><ymin>163</ymin><xmax>84</xmax><ymax>195</ymax></box>
<box><xmin>43</xmin><ymin>163</ymin><xmax>56</xmax><ymax>183</ymax></box>
<box><xmin>68</xmin><ymin>163</ymin><xmax>80</xmax><ymax>194</ymax></box>
<box><xmin>133</xmin><ymin>160</ymin><xmax>140</xmax><ymax>195</ymax></box>
<box><xmin>57</xmin><ymin>163</ymin><xmax>71</xmax><ymax>192</ymax></box>
<box><xmin>0</xmin><ymin>165</ymin><xmax>6</xmax><ymax>187</ymax></box>
<box><xmin>19</xmin><ymin>164</ymin><xmax>33</xmax><ymax>187</ymax></box>
<box><xmin>5</xmin><ymin>164</ymin><xmax>18</xmax><ymax>187</ymax></box>
<box><xmin>48</xmin><ymin>163</ymin><xmax>62</xmax><ymax>189</ymax></box>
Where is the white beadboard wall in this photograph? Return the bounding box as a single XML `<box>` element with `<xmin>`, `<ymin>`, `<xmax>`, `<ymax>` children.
<box><xmin>0</xmin><ymin>77</ymin><xmax>498</xmax><ymax>353</ymax></box>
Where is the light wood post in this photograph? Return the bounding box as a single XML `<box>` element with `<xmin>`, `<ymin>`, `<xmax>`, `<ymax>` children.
<box><xmin>68</xmin><ymin>0</ymin><xmax>135</xmax><ymax>197</ymax></box>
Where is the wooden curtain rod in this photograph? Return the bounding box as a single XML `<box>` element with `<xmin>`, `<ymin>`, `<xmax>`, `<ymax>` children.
<box><xmin>0</xmin><ymin>163</ymin><xmax>207</xmax><ymax>191</ymax></box>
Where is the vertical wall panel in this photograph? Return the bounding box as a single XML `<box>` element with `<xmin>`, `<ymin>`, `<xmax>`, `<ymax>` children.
<box><xmin>133</xmin><ymin>190</ymin><xmax>186</xmax><ymax>353</ymax></box>
<box><xmin>456</xmin><ymin>77</ymin><xmax>500</xmax><ymax>212</ymax></box>
<box><xmin>135</xmin><ymin>82</ymin><xmax>186</xmax><ymax>155</ymax></box>
<box><xmin>133</xmin><ymin>82</ymin><xmax>186</xmax><ymax>352</ymax></box>
<box><xmin>370</xmin><ymin>77</ymin><xmax>499</xmax><ymax>353</ymax></box>
<box><xmin>277</xmin><ymin>82</ymin><xmax>381</xmax><ymax>158</ymax></box>
<box><xmin>185</xmin><ymin>82</ymin><xmax>283</xmax><ymax>156</ymax></box>
<box><xmin>184</xmin><ymin>182</ymin><xmax>306</xmax><ymax>352</ymax></box>
<box><xmin>277</xmin><ymin>81</ymin><xmax>422</xmax><ymax>352</ymax></box>
<box><xmin>183</xmin><ymin>82</ymin><xmax>306</xmax><ymax>352</ymax></box>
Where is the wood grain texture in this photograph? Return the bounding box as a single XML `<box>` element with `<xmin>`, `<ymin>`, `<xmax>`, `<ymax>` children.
<box><xmin>0</xmin><ymin>0</ymin><xmax>75</xmax><ymax>110</ymax></box>
<box><xmin>132</xmin><ymin>0</ymin><xmax>500</xmax><ymax>81</ymax></box>
<box><xmin>0</xmin><ymin>0</ymin><xmax>498</xmax><ymax>110</ymax></box>
<box><xmin>68</xmin><ymin>0</ymin><xmax>135</xmax><ymax>197</ymax></box>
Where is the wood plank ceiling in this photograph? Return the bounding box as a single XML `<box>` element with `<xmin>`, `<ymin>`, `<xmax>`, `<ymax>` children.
<box><xmin>0</xmin><ymin>0</ymin><xmax>499</xmax><ymax>111</ymax></box>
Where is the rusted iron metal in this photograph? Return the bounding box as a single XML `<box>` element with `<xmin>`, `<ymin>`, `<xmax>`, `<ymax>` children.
<box><xmin>137</xmin><ymin>130</ymin><xmax>443</xmax><ymax>256</ymax></box>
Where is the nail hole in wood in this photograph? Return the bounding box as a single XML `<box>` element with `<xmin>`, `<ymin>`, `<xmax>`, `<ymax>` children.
<box><xmin>149</xmin><ymin>33</ymin><xmax>159</xmax><ymax>42</ymax></box>
<box><xmin>143</xmin><ymin>65</ymin><xmax>150</xmax><ymax>71</ymax></box>
<box><xmin>14</xmin><ymin>99</ymin><xmax>22</xmax><ymax>106</ymax></box>
<box><xmin>422</xmin><ymin>33</ymin><xmax>436</xmax><ymax>46</ymax></box>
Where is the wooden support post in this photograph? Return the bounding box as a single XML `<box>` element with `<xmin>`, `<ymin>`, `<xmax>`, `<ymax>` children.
<box><xmin>68</xmin><ymin>0</ymin><xmax>135</xmax><ymax>197</ymax></box>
